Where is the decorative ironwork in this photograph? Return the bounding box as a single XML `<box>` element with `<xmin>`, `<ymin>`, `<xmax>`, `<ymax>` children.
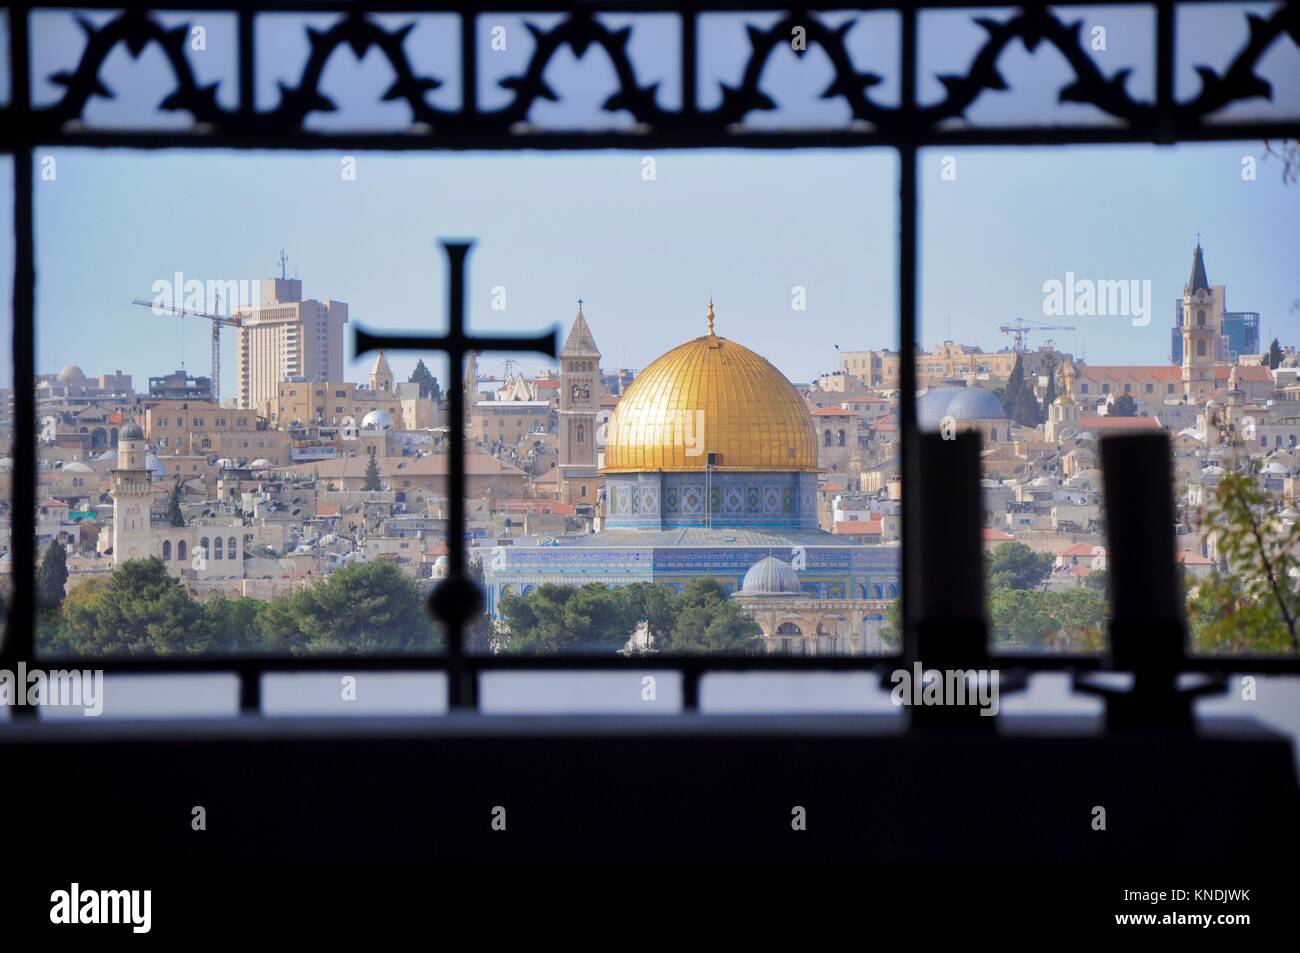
<box><xmin>8</xmin><ymin>2</ymin><xmax>1300</xmax><ymax>146</ymax></box>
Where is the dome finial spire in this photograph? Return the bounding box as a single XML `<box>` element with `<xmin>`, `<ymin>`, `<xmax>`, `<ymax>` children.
<box><xmin>706</xmin><ymin>293</ymin><xmax>715</xmax><ymax>336</ymax></box>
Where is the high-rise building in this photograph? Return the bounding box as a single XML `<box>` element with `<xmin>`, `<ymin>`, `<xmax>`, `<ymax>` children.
<box><xmin>234</xmin><ymin>278</ymin><xmax>348</xmax><ymax>410</ymax></box>
<box><xmin>1222</xmin><ymin>311</ymin><xmax>1261</xmax><ymax>359</ymax></box>
<box><xmin>557</xmin><ymin>301</ymin><xmax>602</xmax><ymax>507</ymax></box>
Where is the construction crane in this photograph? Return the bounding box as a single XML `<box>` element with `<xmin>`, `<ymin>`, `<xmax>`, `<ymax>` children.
<box><xmin>998</xmin><ymin>316</ymin><xmax>1076</xmax><ymax>352</ymax></box>
<box><xmin>131</xmin><ymin>292</ymin><xmax>243</xmax><ymax>404</ymax></box>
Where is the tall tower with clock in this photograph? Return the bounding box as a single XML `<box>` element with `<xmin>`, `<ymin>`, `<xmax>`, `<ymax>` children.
<box><xmin>557</xmin><ymin>300</ymin><xmax>602</xmax><ymax>508</ymax></box>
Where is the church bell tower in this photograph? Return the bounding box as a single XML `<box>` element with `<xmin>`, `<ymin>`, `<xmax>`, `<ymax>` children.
<box><xmin>1180</xmin><ymin>239</ymin><xmax>1224</xmax><ymax>404</ymax></box>
<box><xmin>557</xmin><ymin>300</ymin><xmax>602</xmax><ymax>508</ymax></box>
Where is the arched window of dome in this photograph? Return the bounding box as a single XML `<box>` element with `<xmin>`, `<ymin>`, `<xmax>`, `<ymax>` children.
<box><xmin>163</xmin><ymin>541</ymin><xmax>172</xmax><ymax>561</ymax></box>
<box><xmin>178</xmin><ymin>540</ymin><xmax>187</xmax><ymax>561</ymax></box>
<box><xmin>229</xmin><ymin>537</ymin><xmax>237</xmax><ymax>557</ymax></box>
<box><xmin>200</xmin><ymin>537</ymin><xmax>209</xmax><ymax>556</ymax></box>
<box><xmin>214</xmin><ymin>538</ymin><xmax>223</xmax><ymax>560</ymax></box>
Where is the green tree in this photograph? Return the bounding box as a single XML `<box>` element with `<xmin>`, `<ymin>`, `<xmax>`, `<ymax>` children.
<box><xmin>202</xmin><ymin>594</ymin><xmax>268</xmax><ymax>653</ymax></box>
<box><xmin>1267</xmin><ymin>337</ymin><xmax>1284</xmax><ymax>370</ymax></box>
<box><xmin>877</xmin><ymin>598</ymin><xmax>902</xmax><ymax>650</ymax></box>
<box><xmin>619</xmin><ymin>581</ymin><xmax>676</xmax><ymax>650</ymax></box>
<box><xmin>361</xmin><ymin>454</ymin><xmax>383</xmax><ymax>491</ymax></box>
<box><xmin>1111</xmin><ymin>393</ymin><xmax>1138</xmax><ymax>417</ymax></box>
<box><xmin>259</xmin><ymin>561</ymin><xmax>441</xmax><ymax>654</ymax></box>
<box><xmin>986</xmin><ymin>542</ymin><xmax>1053</xmax><ymax>591</ymax></box>
<box><xmin>409</xmin><ymin>359</ymin><xmax>441</xmax><ymax>400</ymax></box>
<box><xmin>37</xmin><ymin>540</ymin><xmax>69</xmax><ymax>610</ymax></box>
<box><xmin>1050</xmin><ymin>588</ymin><xmax>1107</xmax><ymax>652</ymax></box>
<box><xmin>43</xmin><ymin>558</ymin><xmax>206</xmax><ymax>656</ymax></box>
<box><xmin>1001</xmin><ymin>353</ymin><xmax>1025</xmax><ymax>419</ymax></box>
<box><xmin>166</xmin><ymin>479</ymin><xmax>186</xmax><ymax>527</ymax></box>
<box><xmin>497</xmin><ymin>578</ymin><xmax>762</xmax><ymax>655</ymax></box>
<box><xmin>498</xmin><ymin>583</ymin><xmax>635</xmax><ymax>655</ymax></box>
<box><xmin>662</xmin><ymin>578</ymin><xmax>760</xmax><ymax>654</ymax></box>
<box><xmin>1011</xmin><ymin>385</ymin><xmax>1043</xmax><ymax>427</ymax></box>
<box><xmin>1001</xmin><ymin>353</ymin><xmax>1042</xmax><ymax>427</ymax></box>
<box><xmin>1188</xmin><ymin>470</ymin><xmax>1299</xmax><ymax>654</ymax></box>
<box><xmin>461</xmin><ymin>556</ymin><xmax>495</xmax><ymax>654</ymax></box>
<box><xmin>988</xmin><ymin>588</ymin><xmax>1054</xmax><ymax>649</ymax></box>
<box><xmin>1083</xmin><ymin>568</ymin><xmax>1109</xmax><ymax>594</ymax></box>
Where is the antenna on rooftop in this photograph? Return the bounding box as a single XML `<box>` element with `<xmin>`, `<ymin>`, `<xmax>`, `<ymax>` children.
<box><xmin>278</xmin><ymin>249</ymin><xmax>289</xmax><ymax>280</ymax></box>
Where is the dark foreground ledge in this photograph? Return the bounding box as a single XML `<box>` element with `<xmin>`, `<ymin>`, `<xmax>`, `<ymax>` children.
<box><xmin>1</xmin><ymin>714</ymin><xmax>1295</xmax><ymax>863</ymax></box>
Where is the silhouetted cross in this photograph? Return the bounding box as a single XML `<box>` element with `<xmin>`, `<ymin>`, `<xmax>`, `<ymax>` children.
<box><xmin>355</xmin><ymin>240</ymin><xmax>557</xmax><ymax>707</ymax></box>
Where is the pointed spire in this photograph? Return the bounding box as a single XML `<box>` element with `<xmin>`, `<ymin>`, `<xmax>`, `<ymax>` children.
<box><xmin>560</xmin><ymin>298</ymin><xmax>600</xmax><ymax>358</ymax></box>
<box><xmin>1187</xmin><ymin>238</ymin><xmax>1210</xmax><ymax>294</ymax></box>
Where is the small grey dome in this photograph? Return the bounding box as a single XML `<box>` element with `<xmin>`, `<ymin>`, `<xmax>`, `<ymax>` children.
<box><xmin>120</xmin><ymin>422</ymin><xmax>144</xmax><ymax>440</ymax></box>
<box><xmin>917</xmin><ymin>387</ymin><xmax>966</xmax><ymax>431</ymax></box>
<box><xmin>741</xmin><ymin>556</ymin><xmax>802</xmax><ymax>596</ymax></box>
<box><xmin>944</xmin><ymin>387</ymin><xmax>1007</xmax><ymax>422</ymax></box>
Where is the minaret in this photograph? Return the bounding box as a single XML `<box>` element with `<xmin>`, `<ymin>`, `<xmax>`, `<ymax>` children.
<box><xmin>110</xmin><ymin>422</ymin><xmax>153</xmax><ymax>565</ymax></box>
<box><xmin>369</xmin><ymin>350</ymin><xmax>394</xmax><ymax>392</ymax></box>
<box><xmin>1181</xmin><ymin>239</ymin><xmax>1224</xmax><ymax>404</ymax></box>
<box><xmin>557</xmin><ymin>300</ymin><xmax>602</xmax><ymax>507</ymax></box>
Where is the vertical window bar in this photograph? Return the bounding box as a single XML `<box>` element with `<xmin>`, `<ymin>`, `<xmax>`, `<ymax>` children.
<box><xmin>898</xmin><ymin>7</ymin><xmax>920</xmax><ymax>660</ymax></box>
<box><xmin>5</xmin><ymin>6</ymin><xmax>37</xmax><ymax>718</ymax></box>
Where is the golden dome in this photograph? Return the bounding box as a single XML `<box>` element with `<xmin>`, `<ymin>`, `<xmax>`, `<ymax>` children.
<box><xmin>602</xmin><ymin>305</ymin><xmax>818</xmax><ymax>473</ymax></box>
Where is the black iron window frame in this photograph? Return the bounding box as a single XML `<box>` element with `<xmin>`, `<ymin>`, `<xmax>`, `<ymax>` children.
<box><xmin>3</xmin><ymin>0</ymin><xmax>1299</xmax><ymax>717</ymax></box>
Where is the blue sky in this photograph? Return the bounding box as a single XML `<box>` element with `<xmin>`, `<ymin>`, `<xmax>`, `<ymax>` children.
<box><xmin>2</xmin><ymin>4</ymin><xmax>1297</xmax><ymax>391</ymax></box>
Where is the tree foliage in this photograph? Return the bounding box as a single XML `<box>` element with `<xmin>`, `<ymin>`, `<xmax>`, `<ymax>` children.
<box><xmin>1267</xmin><ymin>337</ymin><xmax>1284</xmax><ymax>370</ymax></box>
<box><xmin>259</xmin><ymin>561</ymin><xmax>441</xmax><ymax>654</ymax></box>
<box><xmin>497</xmin><ymin>578</ymin><xmax>760</xmax><ymax>655</ymax></box>
<box><xmin>361</xmin><ymin>455</ymin><xmax>383</xmax><ymax>492</ymax></box>
<box><xmin>39</xmin><ymin>557</ymin><xmax>442</xmax><ymax>657</ymax></box>
<box><xmin>986</xmin><ymin>542</ymin><xmax>1053</xmax><ymax>591</ymax></box>
<box><xmin>1189</xmin><ymin>470</ymin><xmax>1299</xmax><ymax>654</ymax></box>
<box><xmin>409</xmin><ymin>359</ymin><xmax>442</xmax><ymax>400</ymax></box>
<box><xmin>43</xmin><ymin>558</ymin><xmax>206</xmax><ymax>656</ymax></box>
<box><xmin>1111</xmin><ymin>393</ymin><xmax>1138</xmax><ymax>417</ymax></box>
<box><xmin>987</xmin><ymin>586</ymin><xmax>1106</xmax><ymax>651</ymax></box>
<box><xmin>1001</xmin><ymin>353</ymin><xmax>1043</xmax><ymax>427</ymax></box>
<box><xmin>37</xmin><ymin>540</ymin><xmax>69</xmax><ymax>610</ymax></box>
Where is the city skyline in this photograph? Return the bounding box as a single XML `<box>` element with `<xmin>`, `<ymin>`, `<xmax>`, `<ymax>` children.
<box><xmin>2</xmin><ymin>141</ymin><xmax>1296</xmax><ymax>396</ymax></box>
